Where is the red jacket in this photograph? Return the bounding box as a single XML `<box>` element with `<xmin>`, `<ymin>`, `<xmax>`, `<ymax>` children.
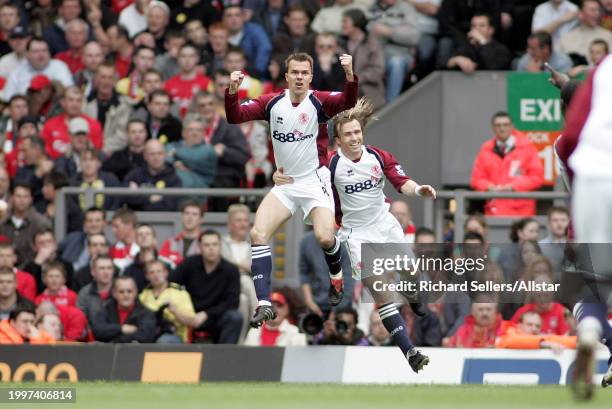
<box><xmin>16</xmin><ymin>270</ymin><xmax>36</xmax><ymax>301</ymax></box>
<box><xmin>41</xmin><ymin>114</ymin><xmax>103</xmax><ymax>159</ymax></box>
<box><xmin>511</xmin><ymin>303</ymin><xmax>570</xmax><ymax>336</ymax></box>
<box><xmin>471</xmin><ymin>132</ymin><xmax>544</xmax><ymax>216</ymax></box>
<box><xmin>448</xmin><ymin>313</ymin><xmax>507</xmax><ymax>348</ymax></box>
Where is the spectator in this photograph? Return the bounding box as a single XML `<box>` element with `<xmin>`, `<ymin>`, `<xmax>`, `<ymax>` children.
<box><xmin>516</xmin><ymin>31</ymin><xmax>573</xmax><ymax>73</ymax></box>
<box><xmin>72</xmin><ymin>233</ymin><xmax>110</xmax><ymax>291</ymax></box>
<box><xmin>0</xmin><ymin>25</ymin><xmax>31</xmax><ymax>79</ymax></box>
<box><xmin>165</xmin><ymin>113</ymin><xmax>217</xmax><ymax>188</ymax></box>
<box><xmin>272</xmin><ymin>6</ymin><xmax>316</xmax><ymax>58</ymax></box>
<box><xmin>59</xmin><ymin>206</ymin><xmax>106</xmax><ymax>272</ymax></box>
<box><xmin>464</xmin><ymin>213</ymin><xmax>488</xmax><ymax>239</ymax></box>
<box><xmin>604</xmin><ymin>0</ymin><xmax>612</xmax><ymax>30</ymax></box>
<box><xmin>436</xmin><ymin>0</ymin><xmax>502</xmax><ymax>69</ymax></box>
<box><xmin>399</xmin><ymin>303</ymin><xmax>442</xmax><ymax>346</ymax></box>
<box><xmin>34</xmin><ymin>298</ymin><xmax>86</xmax><ymax>340</ymax></box>
<box><xmin>409</xmin><ymin>0</ymin><xmax>441</xmax><ymax>78</ymax></box>
<box><xmin>141</xmin><ymin>89</ymin><xmax>182</xmax><ymax>144</ymax></box>
<box><xmin>446</xmin><ymin>294</ymin><xmax>506</xmax><ymax>347</ymax></box>
<box><xmin>299</xmin><ymin>230</ymin><xmax>353</xmax><ymax>316</ymax></box>
<box><xmin>106</xmin><ymin>25</ymin><xmax>133</xmax><ymax>79</ymax></box>
<box><xmin>0</xmin><ymin>305</ymin><xmax>54</xmax><ymax>344</ymax></box>
<box><xmin>72</xmin><ymin>148</ymin><xmax>121</xmax><ymax>211</ymax></box>
<box><xmin>132</xmin><ymin>69</ymin><xmax>164</xmax><ymax>115</ymax></box>
<box><xmin>102</xmin><ymin>119</ymin><xmax>147</xmax><ymax>181</ymax></box>
<box><xmin>245</xmin><ymin>291</ymin><xmax>307</xmax><ymax>346</ymax></box>
<box><xmin>206</xmin><ymin>22</ymin><xmax>230</xmax><ymax>76</ymax></box>
<box><xmin>222</xmin><ymin>4</ymin><xmax>272</xmax><ymax>78</ymax></box>
<box><xmin>171</xmin><ymin>230</ymin><xmax>243</xmax><ymax>344</ymax></box>
<box><xmin>242</xmin><ymin>116</ymin><xmax>272</xmax><ymax>188</ymax></box>
<box><xmin>34</xmin><ymin>261</ymin><xmax>77</xmax><ymax>307</ymax></box>
<box><xmin>119</xmin><ymin>0</ymin><xmax>150</xmax><ymax>38</ymax></box>
<box><xmin>124</xmin><ymin>224</ymin><xmax>160</xmax><ymax>291</ymax></box>
<box><xmin>109</xmin><ymin>208</ymin><xmax>139</xmax><ymax>273</ymax></box>
<box><xmin>164</xmin><ymin>43</ymin><xmax>212</xmax><ymax>118</ymax></box>
<box><xmin>38</xmin><ymin>171</ymin><xmax>83</xmax><ymax>233</ymax></box>
<box><xmin>0</xmin><ymin>241</ymin><xmax>36</xmax><ymax>301</ymax></box>
<box><xmin>41</xmin><ymin>86</ymin><xmax>103</xmax><ymax>160</ymax></box>
<box><xmin>26</xmin><ymin>75</ymin><xmax>63</xmax><ymax>121</ymax></box>
<box><xmin>154</xmin><ymin>30</ymin><xmax>184</xmax><ymax>81</ymax></box>
<box><xmin>140</xmin><ymin>259</ymin><xmax>204</xmax><ymax>343</ymax></box>
<box><xmin>312</xmin><ymin>0</ymin><xmax>365</xmax><ymax>36</ymax></box>
<box><xmin>54</xmin><ymin>19</ymin><xmax>88</xmax><ymax>74</ymax></box>
<box><xmin>497</xmin><ymin>217</ymin><xmax>540</xmax><ymax>283</ymax></box>
<box><xmin>341</xmin><ymin>9</ymin><xmax>386</xmax><ymax>110</ymax></box>
<box><xmin>559</xmin><ymin>0</ymin><xmax>612</xmax><ymax>65</ymax></box>
<box><xmin>311</xmin><ymin>33</ymin><xmax>345</xmax><ymax>92</ymax></box>
<box><xmin>315</xmin><ymin>307</ymin><xmax>368</xmax><ymax>345</ymax></box>
<box><xmin>91</xmin><ymin>276</ymin><xmax>156</xmax><ymax>343</ymax></box>
<box><xmin>252</xmin><ymin>0</ymin><xmax>288</xmax><ymax>39</ymax></box>
<box><xmin>447</xmin><ymin>13</ymin><xmax>512</xmax><ymax>74</ymax></box>
<box><xmin>367</xmin><ymin>310</ymin><xmax>392</xmax><ymax>346</ymax></box>
<box><xmin>568</xmin><ymin>38</ymin><xmax>610</xmax><ymax>77</ymax></box>
<box><xmin>30</xmin><ymin>0</ymin><xmax>57</xmax><ymax>38</ymax></box>
<box><xmin>83</xmin><ymin>62</ymin><xmax>134</xmax><ymax>154</ymax></box>
<box><xmin>222</xmin><ymin>47</ymin><xmax>263</xmax><ymax>99</ymax></box>
<box><xmin>0</xmin><ymin>95</ymin><xmax>30</xmax><ymax>163</ymax></box>
<box><xmin>389</xmin><ymin>200</ymin><xmax>416</xmax><ymax>243</ymax></box>
<box><xmin>539</xmin><ymin>206</ymin><xmax>569</xmax><ymax>272</ymax></box>
<box><xmin>124</xmin><ymin>139</ymin><xmax>182</xmax><ymax>211</ymax></box>
<box><xmin>0</xmin><ymin>266</ymin><xmax>35</xmax><ymax>319</ymax></box>
<box><xmin>36</xmin><ymin>309</ymin><xmax>63</xmax><ymax>341</ymax></box>
<box><xmin>169</xmin><ymin>0</ymin><xmax>219</xmax><ymax>32</ymax></box>
<box><xmin>53</xmin><ymin>117</ymin><xmax>95</xmax><ymax>180</ymax></box>
<box><xmin>159</xmin><ymin>200</ymin><xmax>202</xmax><ymax>266</ymax></box>
<box><xmin>0</xmin><ymin>168</ymin><xmax>9</xmax><ymax>207</ymax></box>
<box><xmin>184</xmin><ymin>20</ymin><xmax>212</xmax><ymax>68</ymax></box>
<box><xmin>77</xmin><ymin>254</ymin><xmax>114</xmax><ymax>323</ymax></box>
<box><xmin>145</xmin><ymin>0</ymin><xmax>170</xmax><ymax>54</ymax></box>
<box><xmin>532</xmin><ymin>0</ymin><xmax>579</xmax><ymax>46</ymax></box>
<box><xmin>0</xmin><ymin>4</ymin><xmax>21</xmax><ymax>56</ymax></box>
<box><xmin>470</xmin><ymin>111</ymin><xmax>544</xmax><ymax>216</ymax></box>
<box><xmin>193</xmin><ymin>91</ymin><xmax>249</xmax><ymax>207</ymax></box>
<box><xmin>22</xmin><ymin>227</ymin><xmax>74</xmax><ymax>293</ymax></box>
<box><xmin>0</xmin><ymin>182</ymin><xmax>51</xmax><ymax>267</ymax></box>
<box><xmin>368</xmin><ymin>0</ymin><xmax>420</xmax><ymax>102</ymax></box>
<box><xmin>15</xmin><ymin>135</ymin><xmax>53</xmax><ymax>206</ymax></box>
<box><xmin>116</xmin><ymin>46</ymin><xmax>156</xmax><ymax>101</ymax></box>
<box><xmin>3</xmin><ymin>37</ymin><xmax>73</xmax><ymax>101</ymax></box>
<box><xmin>43</xmin><ymin>0</ymin><xmax>87</xmax><ymax>55</ymax></box>
<box><xmin>496</xmin><ymin>310</ymin><xmax>576</xmax><ymax>349</ymax></box>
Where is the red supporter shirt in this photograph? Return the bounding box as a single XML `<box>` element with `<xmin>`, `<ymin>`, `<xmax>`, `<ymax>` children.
<box><xmin>56</xmin><ymin>305</ymin><xmax>88</xmax><ymax>341</ymax></box>
<box><xmin>114</xmin><ymin>54</ymin><xmax>131</xmax><ymax>78</ymax></box>
<box><xmin>54</xmin><ymin>49</ymin><xmax>85</xmax><ymax>74</ymax></box>
<box><xmin>41</xmin><ymin>114</ymin><xmax>103</xmax><ymax>159</ymax></box>
<box><xmin>511</xmin><ymin>303</ymin><xmax>570</xmax><ymax>335</ymax></box>
<box><xmin>118</xmin><ymin>306</ymin><xmax>134</xmax><ymax>325</ymax></box>
<box><xmin>35</xmin><ymin>286</ymin><xmax>78</xmax><ymax>308</ymax></box>
<box><xmin>260</xmin><ymin>324</ymin><xmax>281</xmax><ymax>346</ymax></box>
<box><xmin>164</xmin><ymin>73</ymin><xmax>211</xmax><ymax>118</ymax></box>
<box><xmin>4</xmin><ymin>135</ymin><xmax>25</xmax><ymax>178</ymax></box>
<box><xmin>16</xmin><ymin>270</ymin><xmax>36</xmax><ymax>301</ymax></box>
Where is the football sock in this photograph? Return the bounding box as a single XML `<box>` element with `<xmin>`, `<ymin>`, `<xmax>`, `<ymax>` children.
<box><xmin>324</xmin><ymin>237</ymin><xmax>343</xmax><ymax>280</ymax></box>
<box><xmin>251</xmin><ymin>245</ymin><xmax>272</xmax><ymax>304</ymax></box>
<box><xmin>378</xmin><ymin>303</ymin><xmax>415</xmax><ymax>356</ymax></box>
<box><xmin>574</xmin><ymin>301</ymin><xmax>612</xmax><ymax>347</ymax></box>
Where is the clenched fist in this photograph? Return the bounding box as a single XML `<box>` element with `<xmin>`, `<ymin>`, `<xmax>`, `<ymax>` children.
<box><xmin>339</xmin><ymin>54</ymin><xmax>354</xmax><ymax>81</ymax></box>
<box><xmin>229</xmin><ymin>71</ymin><xmax>245</xmax><ymax>94</ymax></box>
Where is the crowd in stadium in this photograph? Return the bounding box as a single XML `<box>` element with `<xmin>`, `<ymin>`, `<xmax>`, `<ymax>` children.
<box><xmin>0</xmin><ymin>0</ymin><xmax>611</xmax><ymax>347</ymax></box>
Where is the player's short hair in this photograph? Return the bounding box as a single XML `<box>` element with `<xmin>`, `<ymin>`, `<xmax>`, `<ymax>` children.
<box><xmin>490</xmin><ymin>111</ymin><xmax>511</xmax><ymax>124</ymax></box>
<box><xmin>112</xmin><ymin>207</ymin><xmax>138</xmax><ymax>226</ymax></box>
<box><xmin>285</xmin><ymin>52</ymin><xmax>313</xmax><ymax>73</ymax></box>
<box><xmin>590</xmin><ymin>38</ymin><xmax>609</xmax><ymax>53</ymax></box>
<box><xmin>332</xmin><ymin>97</ymin><xmax>376</xmax><ymax>138</ymax></box>
<box><xmin>546</xmin><ymin>205</ymin><xmax>570</xmax><ymax>219</ymax></box>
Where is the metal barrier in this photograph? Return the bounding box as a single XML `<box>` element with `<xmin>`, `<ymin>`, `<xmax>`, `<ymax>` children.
<box><xmin>423</xmin><ymin>190</ymin><xmax>570</xmax><ymax>243</ymax></box>
<box><xmin>55</xmin><ymin>187</ymin><xmax>304</xmax><ymax>287</ymax></box>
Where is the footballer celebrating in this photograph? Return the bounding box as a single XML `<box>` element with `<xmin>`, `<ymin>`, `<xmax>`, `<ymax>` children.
<box><xmin>276</xmin><ymin>98</ymin><xmax>436</xmax><ymax>373</ymax></box>
<box><xmin>225</xmin><ymin>52</ymin><xmax>358</xmax><ymax>327</ymax></box>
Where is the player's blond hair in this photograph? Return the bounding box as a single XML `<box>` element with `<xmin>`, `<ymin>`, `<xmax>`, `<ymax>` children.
<box><xmin>332</xmin><ymin>97</ymin><xmax>376</xmax><ymax>137</ymax></box>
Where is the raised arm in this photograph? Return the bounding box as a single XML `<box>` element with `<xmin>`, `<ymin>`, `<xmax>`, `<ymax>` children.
<box><xmin>225</xmin><ymin>70</ymin><xmax>269</xmax><ymax>124</ymax></box>
<box><xmin>315</xmin><ymin>54</ymin><xmax>359</xmax><ymax>119</ymax></box>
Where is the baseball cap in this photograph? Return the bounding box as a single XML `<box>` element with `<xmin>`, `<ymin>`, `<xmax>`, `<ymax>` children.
<box><xmin>9</xmin><ymin>25</ymin><xmax>31</xmax><ymax>39</ymax></box>
<box><xmin>270</xmin><ymin>292</ymin><xmax>287</xmax><ymax>306</ymax></box>
<box><xmin>69</xmin><ymin>117</ymin><xmax>89</xmax><ymax>135</ymax></box>
<box><xmin>29</xmin><ymin>74</ymin><xmax>51</xmax><ymax>91</ymax></box>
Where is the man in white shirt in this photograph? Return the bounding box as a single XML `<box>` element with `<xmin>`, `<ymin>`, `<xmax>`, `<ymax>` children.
<box><xmin>2</xmin><ymin>37</ymin><xmax>73</xmax><ymax>101</ymax></box>
<box><xmin>532</xmin><ymin>0</ymin><xmax>579</xmax><ymax>46</ymax></box>
<box><xmin>0</xmin><ymin>26</ymin><xmax>30</xmax><ymax>79</ymax></box>
<box><xmin>559</xmin><ymin>0</ymin><xmax>612</xmax><ymax>64</ymax></box>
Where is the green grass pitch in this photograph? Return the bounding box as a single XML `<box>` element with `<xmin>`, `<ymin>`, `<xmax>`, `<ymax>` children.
<box><xmin>2</xmin><ymin>382</ymin><xmax>611</xmax><ymax>409</ymax></box>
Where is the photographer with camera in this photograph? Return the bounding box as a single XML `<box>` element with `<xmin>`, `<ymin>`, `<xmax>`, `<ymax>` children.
<box><xmin>313</xmin><ymin>307</ymin><xmax>368</xmax><ymax>346</ymax></box>
<box><xmin>244</xmin><ymin>291</ymin><xmax>306</xmax><ymax>346</ymax></box>
<box><xmin>139</xmin><ymin>259</ymin><xmax>206</xmax><ymax>343</ymax></box>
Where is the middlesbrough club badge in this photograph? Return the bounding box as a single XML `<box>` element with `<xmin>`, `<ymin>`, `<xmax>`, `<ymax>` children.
<box><xmin>298</xmin><ymin>112</ymin><xmax>309</xmax><ymax>125</ymax></box>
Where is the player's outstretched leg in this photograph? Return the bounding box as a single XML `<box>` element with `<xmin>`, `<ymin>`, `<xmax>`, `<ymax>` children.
<box><xmin>377</xmin><ymin>303</ymin><xmax>429</xmax><ymax>373</ymax></box>
<box><xmin>250</xmin><ymin>244</ymin><xmax>277</xmax><ymax>328</ymax></box>
<box><xmin>324</xmin><ymin>236</ymin><xmax>344</xmax><ymax>306</ymax></box>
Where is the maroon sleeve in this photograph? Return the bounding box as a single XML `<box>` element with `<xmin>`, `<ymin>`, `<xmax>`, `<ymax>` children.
<box><xmin>224</xmin><ymin>90</ymin><xmax>274</xmax><ymax>124</ymax></box>
<box><xmin>369</xmin><ymin>145</ymin><xmax>411</xmax><ymax>192</ymax></box>
<box><xmin>313</xmin><ymin>75</ymin><xmax>359</xmax><ymax>120</ymax></box>
<box><xmin>557</xmin><ymin>70</ymin><xmax>595</xmax><ymax>169</ymax></box>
